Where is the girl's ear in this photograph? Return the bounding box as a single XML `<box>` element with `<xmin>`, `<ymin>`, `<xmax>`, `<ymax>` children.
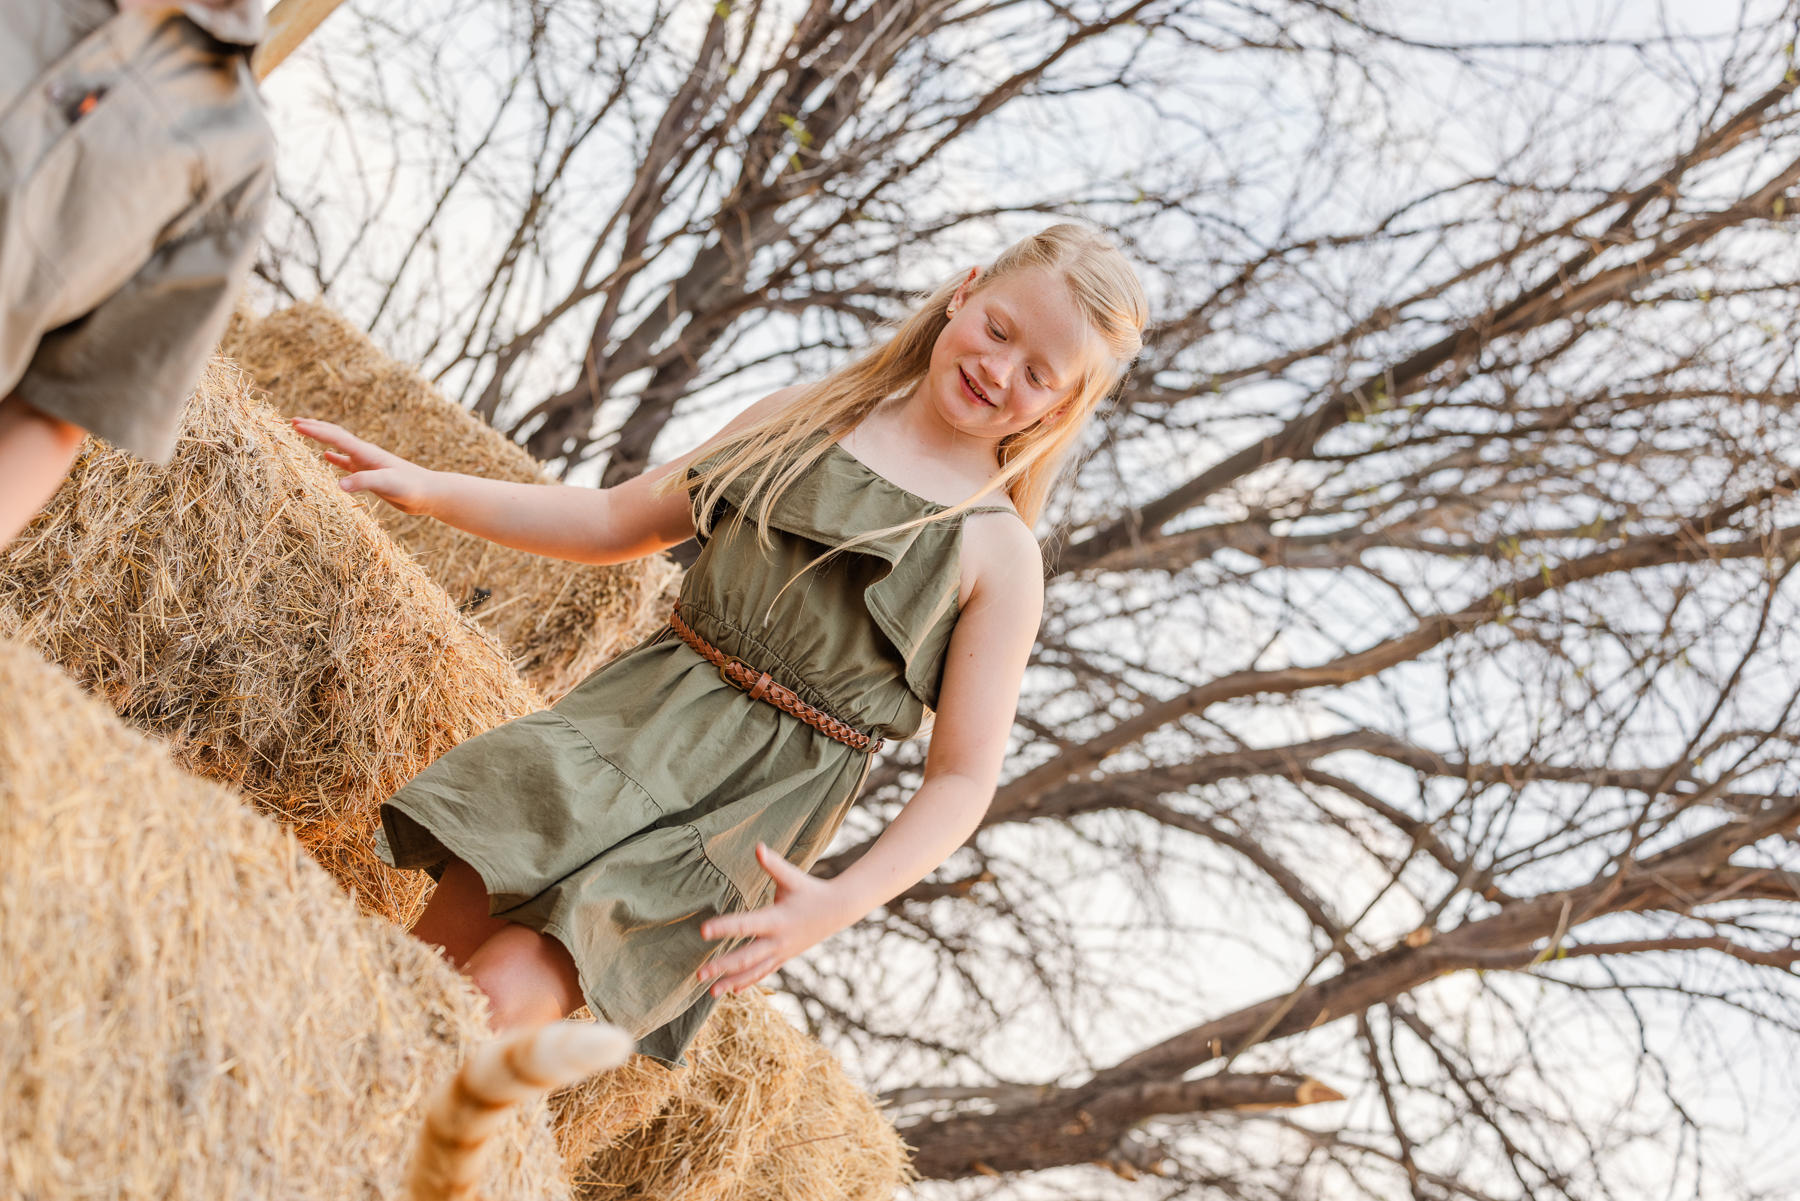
<box><xmin>1018</xmin><ymin>405</ymin><xmax>1069</xmax><ymax>439</ymax></box>
<box><xmin>947</xmin><ymin>266</ymin><xmax>982</xmax><ymax>316</ymax></box>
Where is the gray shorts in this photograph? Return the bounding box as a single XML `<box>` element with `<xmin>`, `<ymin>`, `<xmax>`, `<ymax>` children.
<box><xmin>0</xmin><ymin>0</ymin><xmax>273</xmax><ymax>462</ymax></box>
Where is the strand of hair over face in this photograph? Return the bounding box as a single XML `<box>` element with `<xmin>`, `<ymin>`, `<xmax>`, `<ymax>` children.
<box><xmin>668</xmin><ymin>224</ymin><xmax>1149</xmax><ymax>582</ymax></box>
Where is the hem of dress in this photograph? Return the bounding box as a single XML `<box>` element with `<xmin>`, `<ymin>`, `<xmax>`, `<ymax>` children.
<box><xmin>381</xmin><ymin>798</ymin><xmax>681</xmax><ymax>1062</ymax></box>
<box><xmin>576</xmin><ymin>823</ymin><xmax>748</xmax><ymax>1067</ymax></box>
<box><xmin>10</xmin><ymin>379</ymin><xmax>182</xmax><ymax>465</ymax></box>
<box><xmin>379</xmin><ymin>791</ymin><xmax>523</xmax><ymax>912</ymax></box>
<box><xmin>383</xmin><ymin>791</ymin><xmax>726</xmax><ymax>1068</ymax></box>
<box><xmin>541</xmin><ymin>917</ymin><xmax>691</xmax><ymax>1069</ymax></box>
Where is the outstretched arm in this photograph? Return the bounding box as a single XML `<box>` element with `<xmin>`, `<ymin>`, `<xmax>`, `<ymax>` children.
<box><xmin>291</xmin><ymin>417</ymin><xmax>691</xmax><ymax>565</ymax></box>
<box><xmin>291</xmin><ymin>385</ymin><xmax>802</xmax><ymax>566</ymax></box>
<box><xmin>698</xmin><ymin>512</ymin><xmax>1044</xmax><ymax>994</ymax></box>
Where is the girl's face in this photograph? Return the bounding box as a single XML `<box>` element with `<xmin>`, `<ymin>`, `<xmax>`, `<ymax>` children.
<box><xmin>923</xmin><ymin>266</ymin><xmax>1105</xmax><ymax>442</ymax></box>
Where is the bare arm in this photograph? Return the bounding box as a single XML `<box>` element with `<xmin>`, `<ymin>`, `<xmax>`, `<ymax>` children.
<box><xmin>697</xmin><ymin>512</ymin><xmax>1044</xmax><ymax>993</ymax></box>
<box><xmin>290</xmin><ymin>385</ymin><xmax>804</xmax><ymax>566</ymax></box>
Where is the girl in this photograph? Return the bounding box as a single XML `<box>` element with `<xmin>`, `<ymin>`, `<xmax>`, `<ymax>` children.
<box><xmin>295</xmin><ymin>224</ymin><xmax>1147</xmax><ymax>1065</ymax></box>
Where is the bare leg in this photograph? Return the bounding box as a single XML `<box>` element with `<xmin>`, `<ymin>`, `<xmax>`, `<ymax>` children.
<box><xmin>0</xmin><ymin>393</ymin><xmax>85</xmax><ymax>548</ymax></box>
<box><xmin>409</xmin><ymin>856</ymin><xmax>584</xmax><ymax>1031</ymax></box>
<box><xmin>464</xmin><ymin>924</ymin><xmax>584</xmax><ymax>1032</ymax></box>
<box><xmin>410</xmin><ymin>858</ymin><xmax>509</xmax><ymax>968</ymax></box>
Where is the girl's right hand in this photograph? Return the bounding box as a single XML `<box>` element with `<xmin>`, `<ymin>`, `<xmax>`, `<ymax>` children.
<box><xmin>291</xmin><ymin>418</ymin><xmax>439</xmax><ymax>516</ymax></box>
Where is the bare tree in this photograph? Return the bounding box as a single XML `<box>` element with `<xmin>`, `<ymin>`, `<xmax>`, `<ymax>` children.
<box><xmin>264</xmin><ymin>0</ymin><xmax>1226</xmax><ymax>481</ymax></box>
<box><xmin>263</xmin><ymin>1</ymin><xmax>1800</xmax><ymax>1195</ymax></box>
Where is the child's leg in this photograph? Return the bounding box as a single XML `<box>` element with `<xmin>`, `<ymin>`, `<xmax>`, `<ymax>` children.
<box><xmin>0</xmin><ymin>394</ymin><xmax>85</xmax><ymax>548</ymax></box>
<box><xmin>410</xmin><ymin>858</ymin><xmax>510</xmax><ymax>967</ymax></box>
<box><xmin>410</xmin><ymin>856</ymin><xmax>585</xmax><ymax>1031</ymax></box>
<box><xmin>463</xmin><ymin>925</ymin><xmax>585</xmax><ymax>1032</ymax></box>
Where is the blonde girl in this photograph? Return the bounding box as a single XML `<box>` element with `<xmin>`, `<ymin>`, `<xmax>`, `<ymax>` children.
<box><xmin>296</xmin><ymin>224</ymin><xmax>1147</xmax><ymax>1063</ymax></box>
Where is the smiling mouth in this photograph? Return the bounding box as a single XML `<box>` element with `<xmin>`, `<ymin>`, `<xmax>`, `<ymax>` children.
<box><xmin>960</xmin><ymin>367</ymin><xmax>994</xmax><ymax>406</ymax></box>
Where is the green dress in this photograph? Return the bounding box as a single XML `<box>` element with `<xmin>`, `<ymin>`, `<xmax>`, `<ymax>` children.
<box><xmin>378</xmin><ymin>440</ymin><xmax>1016</xmax><ymax>1064</ymax></box>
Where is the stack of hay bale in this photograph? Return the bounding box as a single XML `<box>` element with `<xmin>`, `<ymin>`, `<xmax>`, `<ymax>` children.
<box><xmin>0</xmin><ymin>361</ymin><xmax>533</xmax><ymax>927</ymax></box>
<box><xmin>0</xmin><ymin>636</ymin><xmax>569</xmax><ymax>1200</ymax></box>
<box><xmin>0</xmin><ymin>323</ymin><xmax>910</xmax><ymax>1197</ymax></box>
<box><xmin>220</xmin><ymin>302</ymin><xmax>679</xmax><ymax>702</ymax></box>
<box><xmin>579</xmin><ymin>993</ymin><xmax>913</xmax><ymax>1200</ymax></box>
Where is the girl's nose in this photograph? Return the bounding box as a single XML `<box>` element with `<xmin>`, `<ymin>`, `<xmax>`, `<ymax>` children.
<box><xmin>982</xmin><ymin>353</ymin><xmax>1013</xmax><ymax>390</ymax></box>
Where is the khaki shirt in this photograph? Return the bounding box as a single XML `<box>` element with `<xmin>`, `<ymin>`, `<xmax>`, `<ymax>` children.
<box><xmin>0</xmin><ymin>0</ymin><xmax>273</xmax><ymax>462</ymax></box>
<box><xmin>176</xmin><ymin>0</ymin><xmax>264</xmax><ymax>47</ymax></box>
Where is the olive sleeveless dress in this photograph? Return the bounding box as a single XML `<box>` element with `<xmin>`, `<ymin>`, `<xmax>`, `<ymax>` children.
<box><xmin>377</xmin><ymin>441</ymin><xmax>1016</xmax><ymax>1064</ymax></box>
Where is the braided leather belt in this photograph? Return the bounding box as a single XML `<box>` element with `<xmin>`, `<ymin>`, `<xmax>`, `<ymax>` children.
<box><xmin>668</xmin><ymin>608</ymin><xmax>885</xmax><ymax>754</ymax></box>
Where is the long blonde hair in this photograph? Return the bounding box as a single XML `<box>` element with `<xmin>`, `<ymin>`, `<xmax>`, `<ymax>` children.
<box><xmin>678</xmin><ymin>223</ymin><xmax>1147</xmax><ymax>549</ymax></box>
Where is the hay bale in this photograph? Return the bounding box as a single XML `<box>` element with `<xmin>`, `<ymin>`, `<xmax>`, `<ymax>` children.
<box><xmin>220</xmin><ymin>302</ymin><xmax>679</xmax><ymax>701</ymax></box>
<box><xmin>549</xmin><ymin>1054</ymin><xmax>686</xmax><ymax>1171</ymax></box>
<box><xmin>0</xmin><ymin>637</ymin><xmax>569</xmax><ymax>1200</ymax></box>
<box><xmin>577</xmin><ymin>990</ymin><xmax>914</xmax><ymax>1201</ymax></box>
<box><xmin>0</xmin><ymin>360</ymin><xmax>540</xmax><ymax>926</ymax></box>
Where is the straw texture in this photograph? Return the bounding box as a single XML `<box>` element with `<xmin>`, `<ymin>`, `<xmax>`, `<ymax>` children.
<box><xmin>577</xmin><ymin>989</ymin><xmax>914</xmax><ymax>1201</ymax></box>
<box><xmin>0</xmin><ymin>636</ymin><xmax>568</xmax><ymax>1201</ymax></box>
<box><xmin>0</xmin><ymin>360</ymin><xmax>540</xmax><ymax>926</ymax></box>
<box><xmin>220</xmin><ymin>302</ymin><xmax>679</xmax><ymax>702</ymax></box>
<box><xmin>548</xmin><ymin>1051</ymin><xmax>687</xmax><ymax>1170</ymax></box>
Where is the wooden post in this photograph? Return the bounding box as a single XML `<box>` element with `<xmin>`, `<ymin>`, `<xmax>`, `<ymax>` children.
<box><xmin>251</xmin><ymin>0</ymin><xmax>348</xmax><ymax>79</ymax></box>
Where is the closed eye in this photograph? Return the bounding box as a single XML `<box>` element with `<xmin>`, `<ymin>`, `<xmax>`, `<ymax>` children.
<box><xmin>987</xmin><ymin>320</ymin><xmax>1006</xmax><ymax>341</ymax></box>
<box><xmin>1028</xmin><ymin>367</ymin><xmax>1046</xmax><ymax>388</ymax></box>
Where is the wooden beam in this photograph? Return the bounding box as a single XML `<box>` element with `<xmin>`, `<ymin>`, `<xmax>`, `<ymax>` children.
<box><xmin>251</xmin><ymin>0</ymin><xmax>348</xmax><ymax>79</ymax></box>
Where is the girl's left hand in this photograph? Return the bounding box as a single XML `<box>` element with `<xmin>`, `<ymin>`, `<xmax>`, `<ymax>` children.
<box><xmin>697</xmin><ymin>844</ymin><xmax>845</xmax><ymax>996</ymax></box>
<box><xmin>292</xmin><ymin>418</ymin><xmax>440</xmax><ymax>515</ymax></box>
